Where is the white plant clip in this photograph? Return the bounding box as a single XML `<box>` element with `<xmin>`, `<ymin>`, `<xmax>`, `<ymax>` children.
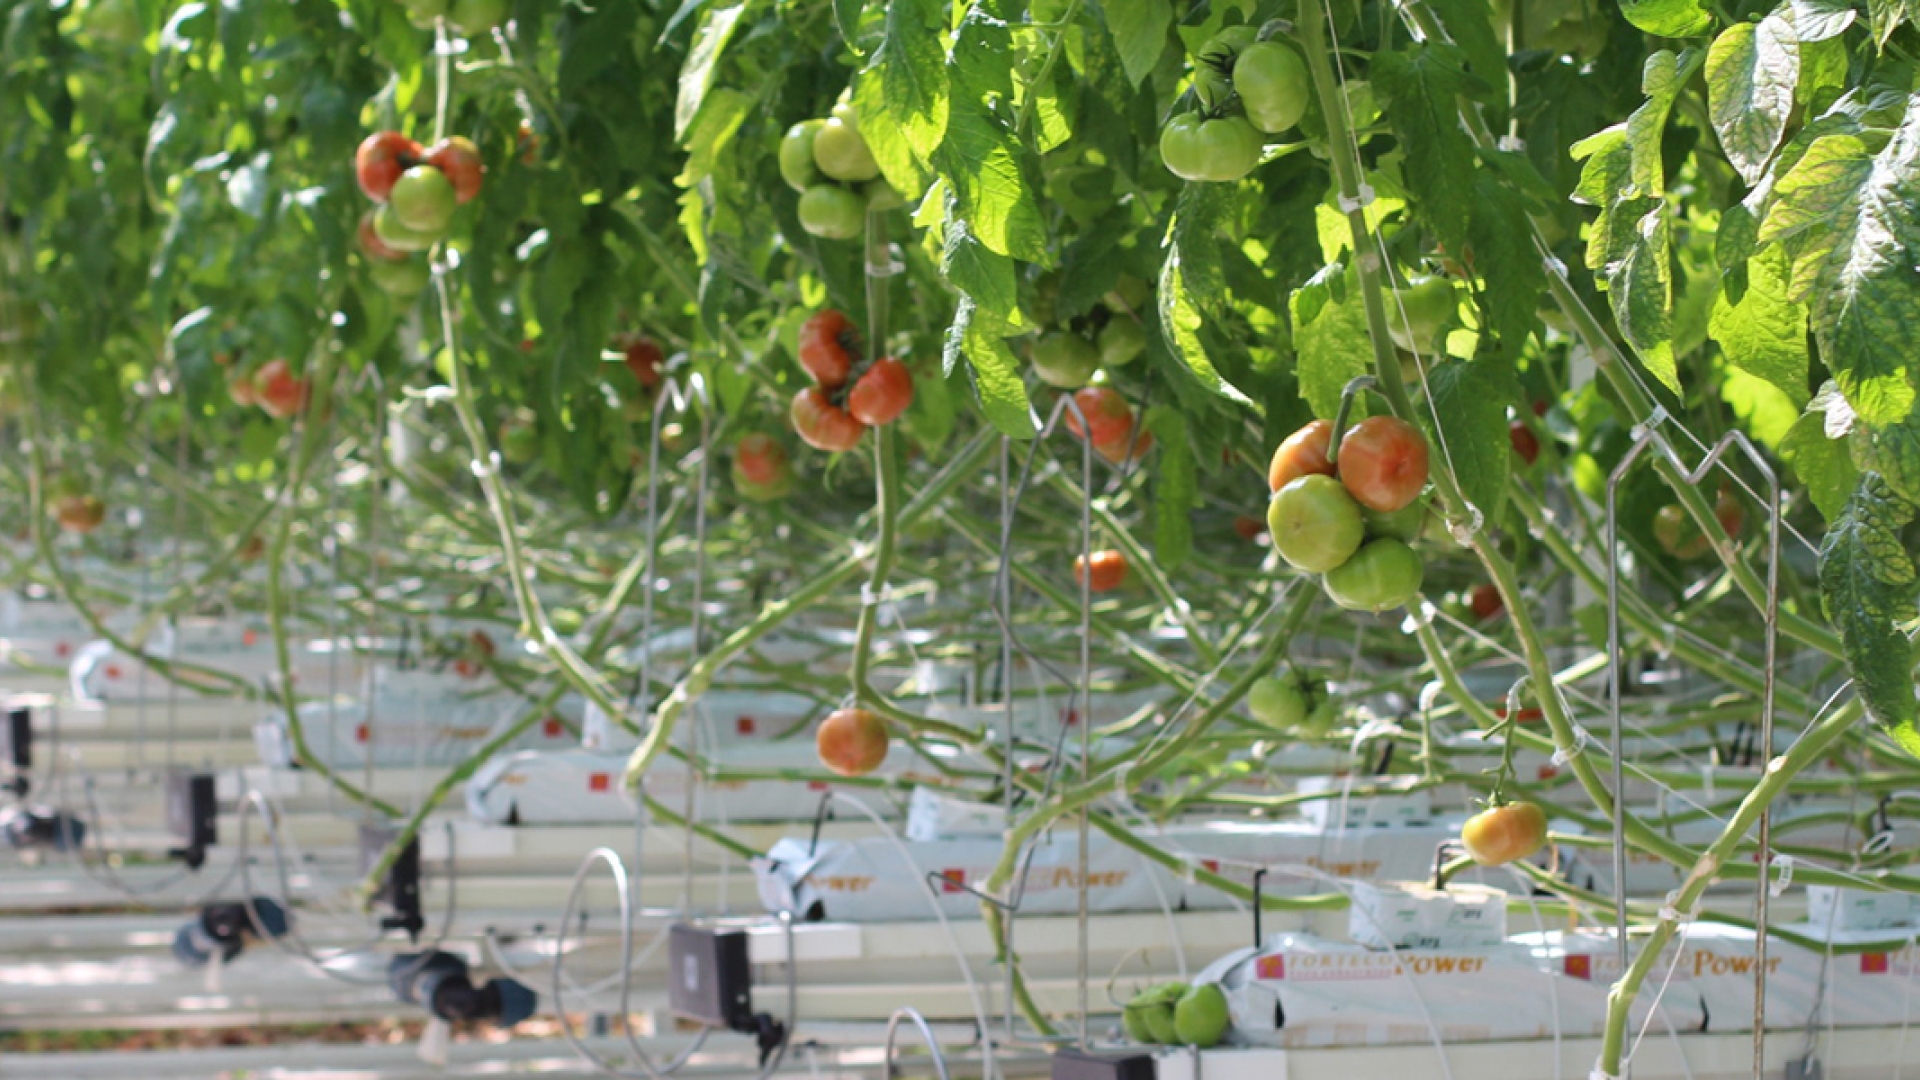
<box><xmin>1337</xmin><ymin>183</ymin><xmax>1376</xmax><ymax>213</ymax></box>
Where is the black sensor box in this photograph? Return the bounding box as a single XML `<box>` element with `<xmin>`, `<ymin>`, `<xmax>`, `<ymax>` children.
<box><xmin>667</xmin><ymin>924</ymin><xmax>755</xmax><ymax>1031</ymax></box>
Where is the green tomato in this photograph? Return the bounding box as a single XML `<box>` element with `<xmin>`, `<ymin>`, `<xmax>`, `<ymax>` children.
<box><xmin>864</xmin><ymin>179</ymin><xmax>906</xmax><ymax>210</ymax></box>
<box><xmin>1247</xmin><ymin>674</ymin><xmax>1309</xmax><ymax>730</ymax></box>
<box><xmin>1103</xmin><ymin>273</ymin><xmax>1150</xmax><ymax>313</ymax></box>
<box><xmin>797</xmin><ymin>184</ymin><xmax>866</xmax><ymax>240</ymax></box>
<box><xmin>367</xmin><ymin>256</ymin><xmax>431</xmax><ymax>299</ymax></box>
<box><xmin>1234</xmin><ymin>41</ymin><xmax>1310</xmax><ymax>133</ymax></box>
<box><xmin>1160</xmin><ymin>113</ymin><xmax>1262</xmax><ymax>183</ymax></box>
<box><xmin>1361</xmin><ymin>496</ymin><xmax>1426</xmax><ymax>543</ymax></box>
<box><xmin>1267</xmin><ymin>474</ymin><xmax>1364</xmax><ymax>574</ymax></box>
<box><xmin>1130</xmin><ymin>982</ymin><xmax>1187</xmax><ymax>1043</ymax></box>
<box><xmin>1193</xmin><ymin>26</ymin><xmax>1257</xmax><ymax>110</ymax></box>
<box><xmin>373</xmin><ymin>204</ymin><xmax>440</xmax><ymax>253</ymax></box>
<box><xmin>779</xmin><ymin>120</ymin><xmax>825</xmax><ymax>192</ymax></box>
<box><xmin>1322</xmin><ymin>537</ymin><xmax>1425</xmax><ymax>612</ymax></box>
<box><xmin>1385</xmin><ymin>276</ymin><xmax>1460</xmax><ymax>352</ymax></box>
<box><xmin>389</xmin><ymin>165</ymin><xmax>457</xmax><ymax>234</ymax></box>
<box><xmin>1030</xmin><ymin>332</ymin><xmax>1100</xmax><ymax>389</ymax></box>
<box><xmin>812</xmin><ymin>105</ymin><xmax>880</xmax><ymax>182</ymax></box>
<box><xmin>448</xmin><ymin>0</ymin><xmax>508</xmax><ymax>35</ymax></box>
<box><xmin>1097</xmin><ymin>318</ymin><xmax>1147</xmax><ymax>368</ymax></box>
<box><xmin>1173</xmin><ymin>983</ymin><xmax>1231</xmax><ymax>1048</ymax></box>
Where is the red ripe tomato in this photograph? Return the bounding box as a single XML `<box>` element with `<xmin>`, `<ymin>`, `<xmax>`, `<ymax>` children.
<box><xmin>622</xmin><ymin>336</ymin><xmax>665</xmax><ymax>388</ymax></box>
<box><xmin>227</xmin><ymin>371</ymin><xmax>258</xmax><ymax>408</ymax></box>
<box><xmin>817</xmin><ymin>707</ymin><xmax>889</xmax><ymax>776</ymax></box>
<box><xmin>1509</xmin><ymin>420</ymin><xmax>1540</xmax><ymax>466</ymax></box>
<box><xmin>1072</xmin><ymin>549</ymin><xmax>1128</xmax><ymax>593</ymax></box>
<box><xmin>355</xmin><ymin>131</ymin><xmax>422</xmax><ymax>203</ymax></box>
<box><xmin>1336</xmin><ymin>416</ymin><xmax>1429</xmax><ymax>513</ymax></box>
<box><xmin>847</xmin><ymin>357</ymin><xmax>913</xmax><ymax>426</ymax></box>
<box><xmin>253</xmin><ymin>359</ymin><xmax>309</xmax><ymax>420</ymax></box>
<box><xmin>799</xmin><ymin>309</ymin><xmax>856</xmax><ymax>389</ymax></box>
<box><xmin>1063</xmin><ymin>386</ymin><xmax>1134</xmax><ymax>447</ymax></box>
<box><xmin>1461</xmin><ymin>801</ymin><xmax>1549</xmax><ymax>867</ymax></box>
<box><xmin>732</xmin><ymin>433</ymin><xmax>795</xmax><ymax>501</ymax></box>
<box><xmin>425</xmin><ymin>136</ymin><xmax>484</xmax><ymax>203</ymax></box>
<box><xmin>357</xmin><ymin>211</ymin><xmax>407</xmax><ymax>262</ymax></box>
<box><xmin>470</xmin><ymin>630</ymin><xmax>496</xmax><ymax>657</ymax></box>
<box><xmin>1232</xmin><ymin>514</ymin><xmax>1267</xmax><ymax>541</ymax></box>
<box><xmin>791</xmin><ymin>388</ymin><xmax>866</xmax><ymax>452</ymax></box>
<box><xmin>1092</xmin><ymin>427</ymin><xmax>1154</xmax><ymax>465</ymax></box>
<box><xmin>1268</xmin><ymin>419</ymin><xmax>1334</xmax><ymax>493</ymax></box>
<box><xmin>1468</xmin><ymin>583</ymin><xmax>1504</xmax><ymax>621</ymax></box>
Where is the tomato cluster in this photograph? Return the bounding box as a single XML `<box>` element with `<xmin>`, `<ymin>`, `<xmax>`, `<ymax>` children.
<box><xmin>228</xmin><ymin>358</ymin><xmax>310</xmax><ymax>421</ymax></box>
<box><xmin>789</xmin><ymin>309</ymin><xmax>915</xmax><ymax>452</ymax></box>
<box><xmin>354</xmin><ymin>131</ymin><xmax>485</xmax><ymax>297</ymax></box>
<box><xmin>1029</xmin><ymin>276</ymin><xmax>1151</xmax><ymax>391</ymax></box>
<box><xmin>781</xmin><ymin>102</ymin><xmax>902</xmax><ymax>241</ymax></box>
<box><xmin>1266</xmin><ymin>415</ymin><xmax>1429</xmax><ymax>611</ymax></box>
<box><xmin>1161</xmin><ymin>26</ymin><xmax>1309</xmax><ymax>184</ymax></box>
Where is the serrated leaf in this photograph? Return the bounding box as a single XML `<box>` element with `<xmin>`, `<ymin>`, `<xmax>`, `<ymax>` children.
<box><xmin>675</xmin><ymin>87</ymin><xmax>751</xmax><ymax>187</ymax></box>
<box><xmin>854</xmin><ymin>75</ymin><xmax>927</xmax><ymax>202</ymax></box>
<box><xmin>1425</xmin><ymin>360</ymin><xmax>1517</xmax><ymax>526</ymax></box>
<box><xmin>1289</xmin><ymin>263</ymin><xmax>1372</xmax><ymax>420</ymax></box>
<box><xmin>1605</xmin><ymin>200</ymin><xmax>1681</xmax><ymax>394</ymax></box>
<box><xmin>1868</xmin><ymin>0</ymin><xmax>1920</xmax><ymax>46</ymax></box>
<box><xmin>1781</xmin><ymin>408</ymin><xmax>1859</xmax><ymax>520</ymax></box>
<box><xmin>1818</xmin><ymin>473</ymin><xmax>1918</xmax><ymax>749</ymax></box>
<box><xmin>944</xmin><ymin>297</ymin><xmax>1036</xmax><ymax>439</ymax></box>
<box><xmin>675</xmin><ymin>0</ymin><xmax>753</xmax><ymax>140</ymax></box>
<box><xmin>1760</xmin><ymin>103</ymin><xmax>1920</xmax><ymax>427</ymax></box>
<box><xmin>931</xmin><ymin>12</ymin><xmax>1047</xmax><ymax>263</ymax></box>
<box><xmin>1468</xmin><ymin>171</ymin><xmax>1545</xmax><ymax>356</ymax></box>
<box><xmin>1145</xmin><ymin>405</ymin><xmax>1196</xmax><ymax>569</ymax></box>
<box><xmin>1372</xmin><ymin>44</ymin><xmax>1480</xmax><ymax>259</ymax></box>
<box><xmin>1101</xmin><ymin>0</ymin><xmax>1170</xmax><ymax>87</ymax></box>
<box><xmin>1620</xmin><ymin>0</ymin><xmax>1713</xmax><ymax>38</ymax></box>
<box><xmin>1157</xmin><ymin>185</ymin><xmax>1253</xmax><ymax>404</ymax></box>
<box><xmin>1709</xmin><ymin>246</ymin><xmax>1808</xmax><ymax>402</ymax></box>
<box><xmin>1705</xmin><ymin>15</ymin><xmax>1799</xmax><ymax>185</ymax></box>
<box><xmin>941</xmin><ymin>211</ymin><xmax>1020</xmax><ymax>328</ymax></box>
<box><xmin>877</xmin><ymin>0</ymin><xmax>949</xmax><ymax>157</ymax></box>
<box><xmin>1852</xmin><ymin>412</ymin><xmax>1920</xmax><ymax>506</ymax></box>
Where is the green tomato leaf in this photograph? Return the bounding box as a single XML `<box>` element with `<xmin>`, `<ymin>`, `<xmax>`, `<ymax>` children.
<box><xmin>674</xmin><ymin>0</ymin><xmax>754</xmax><ymax>140</ymax></box>
<box><xmin>1145</xmin><ymin>406</ymin><xmax>1196</xmax><ymax>570</ymax></box>
<box><xmin>1781</xmin><ymin>405</ymin><xmax>1859</xmax><ymax>521</ymax></box>
<box><xmin>942</xmin><ymin>210</ymin><xmax>1021</xmax><ymax>330</ymax></box>
<box><xmin>944</xmin><ymin>296</ymin><xmax>1037</xmax><ymax>439</ymax></box>
<box><xmin>1289</xmin><ymin>262</ymin><xmax>1372</xmax><ymax>420</ymax></box>
<box><xmin>1705</xmin><ymin>15</ymin><xmax>1799</xmax><ymax>186</ymax></box>
<box><xmin>1424</xmin><ymin>359</ymin><xmax>1517</xmax><ymax>528</ymax></box>
<box><xmin>1604</xmin><ymin>199</ymin><xmax>1681</xmax><ymax>394</ymax></box>
<box><xmin>1468</xmin><ymin>168</ymin><xmax>1546</xmax><ymax>358</ymax></box>
<box><xmin>1101</xmin><ymin>0</ymin><xmax>1172</xmax><ymax>88</ymax></box>
<box><xmin>1818</xmin><ymin>473</ymin><xmax>1918</xmax><ymax>750</ymax></box>
<box><xmin>930</xmin><ymin>11</ymin><xmax>1047</xmax><ymax>263</ymax></box>
<box><xmin>1852</xmin><ymin>410</ymin><xmax>1920</xmax><ymax>507</ymax></box>
<box><xmin>1709</xmin><ymin>246</ymin><xmax>1809</xmax><ymax>403</ymax></box>
<box><xmin>1372</xmin><ymin>44</ymin><xmax>1482</xmax><ymax>261</ymax></box>
<box><xmin>1158</xmin><ymin>184</ymin><xmax>1253</xmax><ymax>405</ymax></box>
<box><xmin>676</xmin><ymin>87</ymin><xmax>751</xmax><ymax>188</ymax></box>
<box><xmin>1760</xmin><ymin>111</ymin><xmax>1920</xmax><ymax>427</ymax></box>
<box><xmin>1619</xmin><ymin>0</ymin><xmax>1714</xmax><ymax>38</ymax></box>
<box><xmin>1792</xmin><ymin>0</ymin><xmax>1856</xmax><ymax>40</ymax></box>
<box><xmin>877</xmin><ymin>0</ymin><xmax>949</xmax><ymax>158</ymax></box>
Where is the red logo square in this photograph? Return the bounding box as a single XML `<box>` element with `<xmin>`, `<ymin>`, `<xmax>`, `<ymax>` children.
<box><xmin>588</xmin><ymin>773</ymin><xmax>611</xmax><ymax>792</ymax></box>
<box><xmin>1255</xmin><ymin>955</ymin><xmax>1285</xmax><ymax>980</ymax></box>
<box><xmin>937</xmin><ymin>869</ymin><xmax>966</xmax><ymax>893</ymax></box>
<box><xmin>736</xmin><ymin>716</ymin><xmax>756</xmax><ymax>735</ymax></box>
<box><xmin>1564</xmin><ymin>955</ymin><xmax>1593</xmax><ymax>980</ymax></box>
<box><xmin>807</xmin><ymin>781</ymin><xmax>828</xmax><ymax>791</ymax></box>
<box><xmin>1863</xmin><ymin>953</ymin><xmax>1891</xmax><ymax>975</ymax></box>
<box><xmin>542</xmin><ymin>718</ymin><xmax>563</xmax><ymax>737</ymax></box>
<box><xmin>354</xmin><ymin>724</ymin><xmax>369</xmax><ymax>743</ymax></box>
<box><xmin>1201</xmin><ymin>859</ymin><xmax>1220</xmax><ymax>874</ymax></box>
